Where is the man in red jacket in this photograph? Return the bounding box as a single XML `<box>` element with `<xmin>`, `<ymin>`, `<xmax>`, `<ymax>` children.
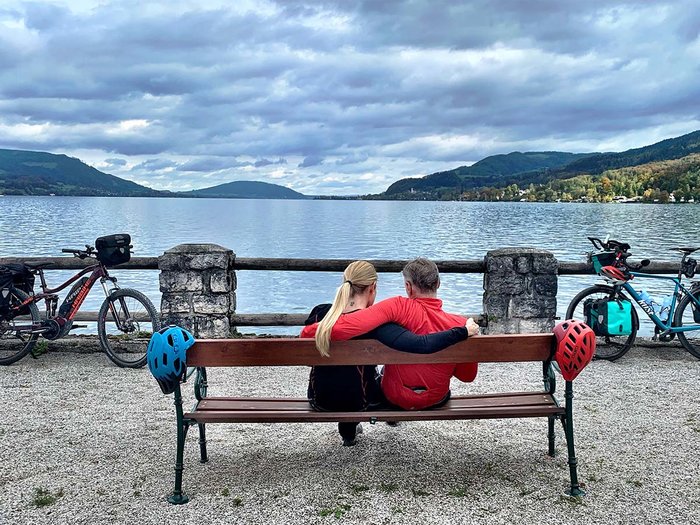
<box><xmin>303</xmin><ymin>258</ymin><xmax>479</xmax><ymax>410</ymax></box>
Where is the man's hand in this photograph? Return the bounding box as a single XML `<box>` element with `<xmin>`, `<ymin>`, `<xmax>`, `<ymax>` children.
<box><xmin>465</xmin><ymin>318</ymin><xmax>480</xmax><ymax>337</ymax></box>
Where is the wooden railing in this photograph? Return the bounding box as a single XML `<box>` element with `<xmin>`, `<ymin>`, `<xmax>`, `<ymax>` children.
<box><xmin>0</xmin><ymin>256</ymin><xmax>683</xmax><ymax>327</ymax></box>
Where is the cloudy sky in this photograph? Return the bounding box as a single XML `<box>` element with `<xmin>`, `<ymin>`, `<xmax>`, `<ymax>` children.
<box><xmin>1</xmin><ymin>1</ymin><xmax>699</xmax><ymax>195</ymax></box>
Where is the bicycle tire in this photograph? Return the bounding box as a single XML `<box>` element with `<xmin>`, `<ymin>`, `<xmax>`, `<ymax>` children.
<box><xmin>0</xmin><ymin>287</ymin><xmax>40</xmax><ymax>366</ymax></box>
<box><xmin>672</xmin><ymin>293</ymin><xmax>700</xmax><ymax>360</ymax></box>
<box><xmin>98</xmin><ymin>288</ymin><xmax>160</xmax><ymax>368</ymax></box>
<box><xmin>565</xmin><ymin>284</ymin><xmax>639</xmax><ymax>361</ymax></box>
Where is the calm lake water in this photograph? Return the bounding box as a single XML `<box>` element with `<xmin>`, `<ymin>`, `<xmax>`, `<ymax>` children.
<box><xmin>1</xmin><ymin>196</ymin><xmax>698</xmax><ymax>334</ymax></box>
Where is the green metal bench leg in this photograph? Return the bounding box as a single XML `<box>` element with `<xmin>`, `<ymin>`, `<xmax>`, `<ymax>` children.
<box><xmin>563</xmin><ymin>381</ymin><xmax>585</xmax><ymax>497</ymax></box>
<box><xmin>547</xmin><ymin>416</ymin><xmax>556</xmax><ymax>457</ymax></box>
<box><xmin>168</xmin><ymin>387</ymin><xmax>190</xmax><ymax>505</ymax></box>
<box><xmin>198</xmin><ymin>423</ymin><xmax>208</xmax><ymax>463</ymax></box>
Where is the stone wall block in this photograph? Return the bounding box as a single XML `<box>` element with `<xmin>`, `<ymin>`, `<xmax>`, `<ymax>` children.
<box><xmin>533</xmin><ymin>256</ymin><xmax>559</xmax><ymax>274</ymax></box>
<box><xmin>511</xmin><ymin>296</ymin><xmax>557</xmax><ymax>319</ymax></box>
<box><xmin>515</xmin><ymin>256</ymin><xmax>531</xmax><ymax>274</ymax></box>
<box><xmin>532</xmin><ymin>275</ymin><xmax>558</xmax><ymax>297</ymax></box>
<box><xmin>188</xmin><ymin>253</ymin><xmax>230</xmax><ymax>270</ymax></box>
<box><xmin>486</xmin><ymin>256</ymin><xmax>514</xmax><ymax>275</ymax></box>
<box><xmin>192</xmin><ymin>294</ymin><xmax>229</xmax><ymax>314</ymax></box>
<box><xmin>520</xmin><ymin>318</ymin><xmax>555</xmax><ymax>333</ymax></box>
<box><xmin>159</xmin><ymin>271</ymin><xmax>204</xmax><ymax>293</ymax></box>
<box><xmin>161</xmin><ymin>293</ymin><xmax>192</xmax><ymax>314</ymax></box>
<box><xmin>483</xmin><ymin>294</ymin><xmax>510</xmax><ymax>319</ymax></box>
<box><xmin>158</xmin><ymin>255</ymin><xmax>185</xmax><ymax>272</ymax></box>
<box><xmin>210</xmin><ymin>271</ymin><xmax>231</xmax><ymax>293</ymax></box>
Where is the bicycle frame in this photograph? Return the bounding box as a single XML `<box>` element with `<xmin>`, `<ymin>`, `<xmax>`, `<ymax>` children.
<box><xmin>621</xmin><ymin>272</ymin><xmax>700</xmax><ymax>333</ymax></box>
<box><xmin>26</xmin><ymin>262</ymin><xmax>118</xmax><ymax>321</ymax></box>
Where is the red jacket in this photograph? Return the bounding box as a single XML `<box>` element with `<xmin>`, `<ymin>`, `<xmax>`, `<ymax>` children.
<box><xmin>300</xmin><ymin>296</ymin><xmax>477</xmax><ymax>410</ymax></box>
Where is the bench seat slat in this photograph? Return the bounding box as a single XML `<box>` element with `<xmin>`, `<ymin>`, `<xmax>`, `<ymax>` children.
<box><xmin>185</xmin><ymin>393</ymin><xmax>563</xmax><ymax>423</ymax></box>
<box><xmin>187</xmin><ymin>334</ymin><xmax>554</xmax><ymax>367</ymax></box>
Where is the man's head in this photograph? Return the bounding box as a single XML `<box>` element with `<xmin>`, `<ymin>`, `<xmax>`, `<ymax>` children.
<box><xmin>402</xmin><ymin>257</ymin><xmax>440</xmax><ymax>298</ymax></box>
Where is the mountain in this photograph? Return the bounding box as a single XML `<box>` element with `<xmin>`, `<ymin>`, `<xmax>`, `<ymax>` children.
<box><xmin>384</xmin><ymin>151</ymin><xmax>591</xmax><ymax>196</ymax></box>
<box><xmin>548</xmin><ymin>129</ymin><xmax>700</xmax><ymax>179</ymax></box>
<box><xmin>380</xmin><ymin>130</ymin><xmax>700</xmax><ymax>199</ymax></box>
<box><xmin>183</xmin><ymin>180</ymin><xmax>307</xmax><ymax>199</ymax></box>
<box><xmin>0</xmin><ymin>149</ymin><xmax>160</xmax><ymax>196</ymax></box>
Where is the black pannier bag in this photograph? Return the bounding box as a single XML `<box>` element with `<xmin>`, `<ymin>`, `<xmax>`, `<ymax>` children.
<box><xmin>95</xmin><ymin>234</ymin><xmax>131</xmax><ymax>267</ymax></box>
<box><xmin>0</xmin><ymin>264</ymin><xmax>35</xmax><ymax>317</ymax></box>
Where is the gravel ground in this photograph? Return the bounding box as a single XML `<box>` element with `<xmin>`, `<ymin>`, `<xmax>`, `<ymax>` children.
<box><xmin>1</xmin><ymin>340</ymin><xmax>699</xmax><ymax>525</ymax></box>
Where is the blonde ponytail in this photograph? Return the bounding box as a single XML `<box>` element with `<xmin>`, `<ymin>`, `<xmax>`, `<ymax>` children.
<box><xmin>315</xmin><ymin>260</ymin><xmax>377</xmax><ymax>357</ymax></box>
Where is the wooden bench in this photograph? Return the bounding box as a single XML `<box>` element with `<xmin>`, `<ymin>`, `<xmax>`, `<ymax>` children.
<box><xmin>164</xmin><ymin>333</ymin><xmax>586</xmax><ymax>504</ymax></box>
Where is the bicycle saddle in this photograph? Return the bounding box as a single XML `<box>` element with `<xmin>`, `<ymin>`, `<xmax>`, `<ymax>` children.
<box><xmin>23</xmin><ymin>261</ymin><xmax>53</xmax><ymax>269</ymax></box>
<box><xmin>671</xmin><ymin>247</ymin><xmax>700</xmax><ymax>255</ymax></box>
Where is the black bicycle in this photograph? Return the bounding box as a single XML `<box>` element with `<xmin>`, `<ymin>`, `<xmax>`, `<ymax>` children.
<box><xmin>0</xmin><ymin>234</ymin><xmax>160</xmax><ymax>367</ymax></box>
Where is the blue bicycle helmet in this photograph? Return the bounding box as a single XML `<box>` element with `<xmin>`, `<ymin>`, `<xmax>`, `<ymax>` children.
<box><xmin>147</xmin><ymin>325</ymin><xmax>195</xmax><ymax>394</ymax></box>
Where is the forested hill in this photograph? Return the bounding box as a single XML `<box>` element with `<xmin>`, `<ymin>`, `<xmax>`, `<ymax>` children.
<box><xmin>553</xmin><ymin>130</ymin><xmax>700</xmax><ymax>177</ymax></box>
<box><xmin>0</xmin><ymin>149</ymin><xmax>306</xmax><ymax>199</ymax></box>
<box><xmin>379</xmin><ymin>129</ymin><xmax>700</xmax><ymax>200</ymax></box>
<box><xmin>182</xmin><ymin>180</ymin><xmax>307</xmax><ymax>199</ymax></box>
<box><xmin>0</xmin><ymin>149</ymin><xmax>160</xmax><ymax>196</ymax></box>
<box><xmin>384</xmin><ymin>151</ymin><xmax>592</xmax><ymax>197</ymax></box>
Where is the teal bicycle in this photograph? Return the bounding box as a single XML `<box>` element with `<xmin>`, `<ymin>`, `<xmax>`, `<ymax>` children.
<box><xmin>566</xmin><ymin>236</ymin><xmax>700</xmax><ymax>361</ymax></box>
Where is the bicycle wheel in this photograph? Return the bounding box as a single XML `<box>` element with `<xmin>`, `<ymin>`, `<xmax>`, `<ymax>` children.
<box><xmin>0</xmin><ymin>288</ymin><xmax>40</xmax><ymax>365</ymax></box>
<box><xmin>98</xmin><ymin>288</ymin><xmax>160</xmax><ymax>368</ymax></box>
<box><xmin>565</xmin><ymin>284</ymin><xmax>638</xmax><ymax>361</ymax></box>
<box><xmin>672</xmin><ymin>293</ymin><xmax>700</xmax><ymax>359</ymax></box>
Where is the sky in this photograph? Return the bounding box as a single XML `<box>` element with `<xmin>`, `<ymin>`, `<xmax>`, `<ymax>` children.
<box><xmin>1</xmin><ymin>1</ymin><xmax>699</xmax><ymax>195</ymax></box>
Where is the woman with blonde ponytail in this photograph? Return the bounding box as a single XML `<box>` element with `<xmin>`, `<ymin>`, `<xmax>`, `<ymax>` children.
<box><xmin>314</xmin><ymin>260</ymin><xmax>378</xmax><ymax>357</ymax></box>
<box><xmin>300</xmin><ymin>261</ymin><xmax>471</xmax><ymax>446</ymax></box>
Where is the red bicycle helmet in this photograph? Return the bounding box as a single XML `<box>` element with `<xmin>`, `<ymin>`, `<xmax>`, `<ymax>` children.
<box><xmin>599</xmin><ymin>265</ymin><xmax>630</xmax><ymax>284</ymax></box>
<box><xmin>553</xmin><ymin>319</ymin><xmax>596</xmax><ymax>381</ymax></box>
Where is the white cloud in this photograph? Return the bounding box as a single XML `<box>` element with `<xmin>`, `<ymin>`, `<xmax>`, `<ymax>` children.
<box><xmin>0</xmin><ymin>0</ymin><xmax>699</xmax><ymax>195</ymax></box>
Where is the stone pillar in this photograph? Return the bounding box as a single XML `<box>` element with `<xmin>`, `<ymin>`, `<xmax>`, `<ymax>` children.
<box><xmin>483</xmin><ymin>248</ymin><xmax>558</xmax><ymax>334</ymax></box>
<box><xmin>158</xmin><ymin>244</ymin><xmax>236</xmax><ymax>338</ymax></box>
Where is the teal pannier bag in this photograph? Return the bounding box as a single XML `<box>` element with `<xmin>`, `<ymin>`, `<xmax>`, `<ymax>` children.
<box><xmin>584</xmin><ymin>298</ymin><xmax>633</xmax><ymax>336</ymax></box>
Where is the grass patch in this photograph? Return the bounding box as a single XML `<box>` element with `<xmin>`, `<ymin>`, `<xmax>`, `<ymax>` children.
<box><xmin>232</xmin><ymin>497</ymin><xmax>243</xmax><ymax>507</ymax></box>
<box><xmin>32</xmin><ymin>487</ymin><xmax>64</xmax><ymax>507</ymax></box>
<box><xmin>221</xmin><ymin>488</ymin><xmax>230</xmax><ymax>497</ymax></box>
<box><xmin>319</xmin><ymin>504</ymin><xmax>350</xmax><ymax>518</ymax></box>
<box><xmin>411</xmin><ymin>488</ymin><xmax>431</xmax><ymax>497</ymax></box>
<box><xmin>32</xmin><ymin>341</ymin><xmax>49</xmax><ymax>357</ymax></box>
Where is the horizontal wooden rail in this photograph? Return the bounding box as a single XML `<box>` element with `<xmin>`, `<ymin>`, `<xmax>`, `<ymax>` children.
<box><xmin>66</xmin><ymin>312</ymin><xmax>484</xmax><ymax>327</ymax></box>
<box><xmin>0</xmin><ymin>256</ymin><xmax>683</xmax><ymax>274</ymax></box>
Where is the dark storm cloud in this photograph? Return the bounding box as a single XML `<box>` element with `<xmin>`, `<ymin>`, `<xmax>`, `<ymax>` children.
<box><xmin>0</xmin><ymin>0</ymin><xmax>698</xmax><ymax>194</ymax></box>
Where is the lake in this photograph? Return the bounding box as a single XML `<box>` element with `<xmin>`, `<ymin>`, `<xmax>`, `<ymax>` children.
<box><xmin>1</xmin><ymin>196</ymin><xmax>697</xmax><ymax>334</ymax></box>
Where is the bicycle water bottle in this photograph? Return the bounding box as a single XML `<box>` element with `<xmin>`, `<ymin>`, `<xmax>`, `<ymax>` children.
<box><xmin>658</xmin><ymin>295</ymin><xmax>673</xmax><ymax>323</ymax></box>
<box><xmin>639</xmin><ymin>290</ymin><xmax>659</xmax><ymax>314</ymax></box>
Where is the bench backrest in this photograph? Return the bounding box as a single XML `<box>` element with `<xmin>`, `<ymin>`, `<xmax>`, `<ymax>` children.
<box><xmin>187</xmin><ymin>334</ymin><xmax>555</xmax><ymax>367</ymax></box>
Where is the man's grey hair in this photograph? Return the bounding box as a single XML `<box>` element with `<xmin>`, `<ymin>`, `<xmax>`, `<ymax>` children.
<box><xmin>402</xmin><ymin>257</ymin><xmax>440</xmax><ymax>293</ymax></box>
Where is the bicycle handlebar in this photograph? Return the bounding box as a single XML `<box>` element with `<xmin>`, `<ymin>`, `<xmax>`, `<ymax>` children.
<box><xmin>61</xmin><ymin>246</ymin><xmax>96</xmax><ymax>259</ymax></box>
<box><xmin>588</xmin><ymin>236</ymin><xmax>631</xmax><ymax>253</ymax></box>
